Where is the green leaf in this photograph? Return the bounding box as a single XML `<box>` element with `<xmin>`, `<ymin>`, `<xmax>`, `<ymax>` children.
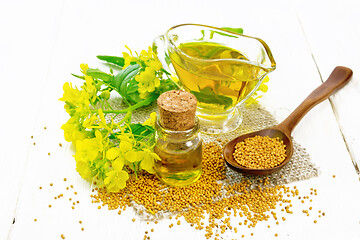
<box><xmin>190</xmin><ymin>87</ymin><xmax>233</xmax><ymax>110</ymax></box>
<box><xmin>112</xmin><ymin>64</ymin><xmax>140</xmax><ymax>100</ymax></box>
<box><xmin>157</xmin><ymin>77</ymin><xmax>178</xmax><ymax>93</ymax></box>
<box><xmin>204</xmin><ymin>46</ymin><xmax>228</xmax><ymax>59</ymax></box>
<box><xmin>126</xmin><ymin>124</ymin><xmax>154</xmax><ymax>139</ymax></box>
<box><xmin>199</xmin><ymin>30</ymin><xmax>205</xmax><ymax>41</ymax></box>
<box><xmin>209</xmin><ymin>27</ymin><xmax>243</xmax><ymax>40</ymax></box>
<box><xmin>221</xmin><ymin>27</ymin><xmax>244</xmax><ymax>35</ymax></box>
<box><xmin>124</xmin><ymin>123</ymin><xmax>155</xmax><ymax>148</ymax></box>
<box><xmin>97</xmin><ymin>55</ymin><xmax>125</xmax><ymax>67</ymax></box>
<box><xmin>164</xmin><ymin>51</ymin><xmax>171</xmax><ymax>67</ymax></box>
<box><xmin>71</xmin><ymin>73</ymin><xmax>85</xmax><ymax>80</ymax></box>
<box><xmin>118</xmin><ymin>65</ymin><xmax>141</xmax><ymax>103</ymax></box>
<box><xmin>210</xmin><ymin>30</ymin><xmax>238</xmax><ymax>39</ymax></box>
<box><xmin>86</xmin><ymin>68</ymin><xmax>113</xmax><ymax>83</ymax></box>
<box><xmin>127</xmin><ymin>93</ymin><xmax>159</xmax><ymax>111</ymax></box>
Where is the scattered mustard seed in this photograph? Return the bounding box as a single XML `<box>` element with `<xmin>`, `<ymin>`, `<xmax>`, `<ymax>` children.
<box><xmin>132</xmin><ymin>218</ymin><xmax>135</xmax><ymax>222</ymax></box>
<box><xmin>88</xmin><ymin>142</ymin><xmax>322</xmax><ymax>240</ymax></box>
<box><xmin>34</xmin><ymin>219</ymin><xmax>37</xmax><ymax>222</ymax></box>
<box><xmin>61</xmin><ymin>234</ymin><xmax>65</xmax><ymax>239</ymax></box>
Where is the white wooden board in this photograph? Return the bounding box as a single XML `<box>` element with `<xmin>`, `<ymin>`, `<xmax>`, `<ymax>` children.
<box><xmin>1</xmin><ymin>0</ymin><xmax>360</xmax><ymax>239</ymax></box>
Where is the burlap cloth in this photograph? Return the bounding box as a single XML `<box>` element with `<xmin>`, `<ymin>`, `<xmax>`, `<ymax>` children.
<box><xmin>108</xmin><ymin>98</ymin><xmax>319</xmax><ymax>219</ymax></box>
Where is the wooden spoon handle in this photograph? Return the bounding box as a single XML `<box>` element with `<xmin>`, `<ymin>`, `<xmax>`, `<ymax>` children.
<box><xmin>276</xmin><ymin>66</ymin><xmax>353</xmax><ymax>135</ymax></box>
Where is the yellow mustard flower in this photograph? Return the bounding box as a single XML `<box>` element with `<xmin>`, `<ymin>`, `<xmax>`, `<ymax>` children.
<box><xmin>76</xmin><ymin>158</ymin><xmax>92</xmax><ymax>180</ymax></box>
<box><xmin>104</xmin><ymin>170</ymin><xmax>129</xmax><ymax>192</ymax></box>
<box><xmin>139</xmin><ymin>46</ymin><xmax>153</xmax><ymax>62</ymax></box>
<box><xmin>97</xmin><ymin>109</ymin><xmax>112</xmax><ymax>132</ymax></box>
<box><xmin>82</xmin><ymin>114</ymin><xmax>99</xmax><ymax>129</ymax></box>
<box><xmin>135</xmin><ymin>67</ymin><xmax>160</xmax><ymax>94</ymax></box>
<box><xmin>122</xmin><ymin>45</ymin><xmax>139</xmax><ymax>68</ymax></box>
<box><xmin>138</xmin><ymin>149</ymin><xmax>160</xmax><ymax>174</ymax></box>
<box><xmin>61</xmin><ymin>117</ymin><xmax>87</xmax><ymax>143</ymax></box>
<box><xmin>74</xmin><ymin>130</ymin><xmax>103</xmax><ymax>162</ymax></box>
<box><xmin>59</xmin><ymin>82</ymin><xmax>89</xmax><ymax>107</ymax></box>
<box><xmin>147</xmin><ymin>59</ymin><xmax>162</xmax><ymax>72</ymax></box>
<box><xmin>80</xmin><ymin>63</ymin><xmax>89</xmax><ymax>75</ymax></box>
<box><xmin>142</xmin><ymin>112</ymin><xmax>157</xmax><ymax>127</ymax></box>
<box><xmin>106</xmin><ymin>140</ymin><xmax>138</xmax><ymax>164</ymax></box>
<box><xmin>84</xmin><ymin>76</ymin><xmax>97</xmax><ymax>102</ymax></box>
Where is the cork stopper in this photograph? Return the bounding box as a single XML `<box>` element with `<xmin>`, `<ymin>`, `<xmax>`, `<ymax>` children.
<box><xmin>157</xmin><ymin>90</ymin><xmax>197</xmax><ymax>131</ymax></box>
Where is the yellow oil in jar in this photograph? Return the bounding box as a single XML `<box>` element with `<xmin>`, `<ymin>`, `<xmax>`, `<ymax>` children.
<box><xmin>154</xmin><ymin>142</ymin><xmax>202</xmax><ymax>187</ymax></box>
<box><xmin>170</xmin><ymin>42</ymin><xmax>268</xmax><ymax>115</ymax></box>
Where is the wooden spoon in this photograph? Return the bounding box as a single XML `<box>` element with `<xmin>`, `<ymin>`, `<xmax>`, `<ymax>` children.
<box><xmin>223</xmin><ymin>66</ymin><xmax>353</xmax><ymax>175</ymax></box>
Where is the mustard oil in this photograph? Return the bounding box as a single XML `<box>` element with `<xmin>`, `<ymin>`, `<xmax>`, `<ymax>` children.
<box><xmin>154</xmin><ymin>118</ymin><xmax>202</xmax><ymax>187</ymax></box>
<box><xmin>169</xmin><ymin>41</ymin><xmax>269</xmax><ymax>115</ymax></box>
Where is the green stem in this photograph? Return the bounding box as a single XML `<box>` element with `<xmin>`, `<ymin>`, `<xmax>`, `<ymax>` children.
<box><xmin>98</xmin><ymin>96</ymin><xmax>156</xmax><ymax>114</ymax></box>
<box><xmin>105</xmin><ymin>99</ymin><xmax>114</xmax><ymax>111</ymax></box>
<box><xmin>133</xmin><ymin>163</ymin><xmax>138</xmax><ymax>179</ymax></box>
<box><xmin>117</xmin><ymin>111</ymin><xmax>132</xmax><ymax>125</ymax></box>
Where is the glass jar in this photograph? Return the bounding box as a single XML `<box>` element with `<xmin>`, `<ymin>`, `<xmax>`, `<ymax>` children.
<box><xmin>154</xmin><ymin>117</ymin><xmax>202</xmax><ymax>187</ymax></box>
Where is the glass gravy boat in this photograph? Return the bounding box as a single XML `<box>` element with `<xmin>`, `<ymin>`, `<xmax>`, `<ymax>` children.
<box><xmin>154</xmin><ymin>24</ymin><xmax>276</xmax><ymax>134</ymax></box>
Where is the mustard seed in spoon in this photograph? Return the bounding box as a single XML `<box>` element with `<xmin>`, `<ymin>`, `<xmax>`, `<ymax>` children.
<box><xmin>233</xmin><ymin>135</ymin><xmax>286</xmax><ymax>169</ymax></box>
<box><xmin>224</xmin><ymin>66</ymin><xmax>353</xmax><ymax>175</ymax></box>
